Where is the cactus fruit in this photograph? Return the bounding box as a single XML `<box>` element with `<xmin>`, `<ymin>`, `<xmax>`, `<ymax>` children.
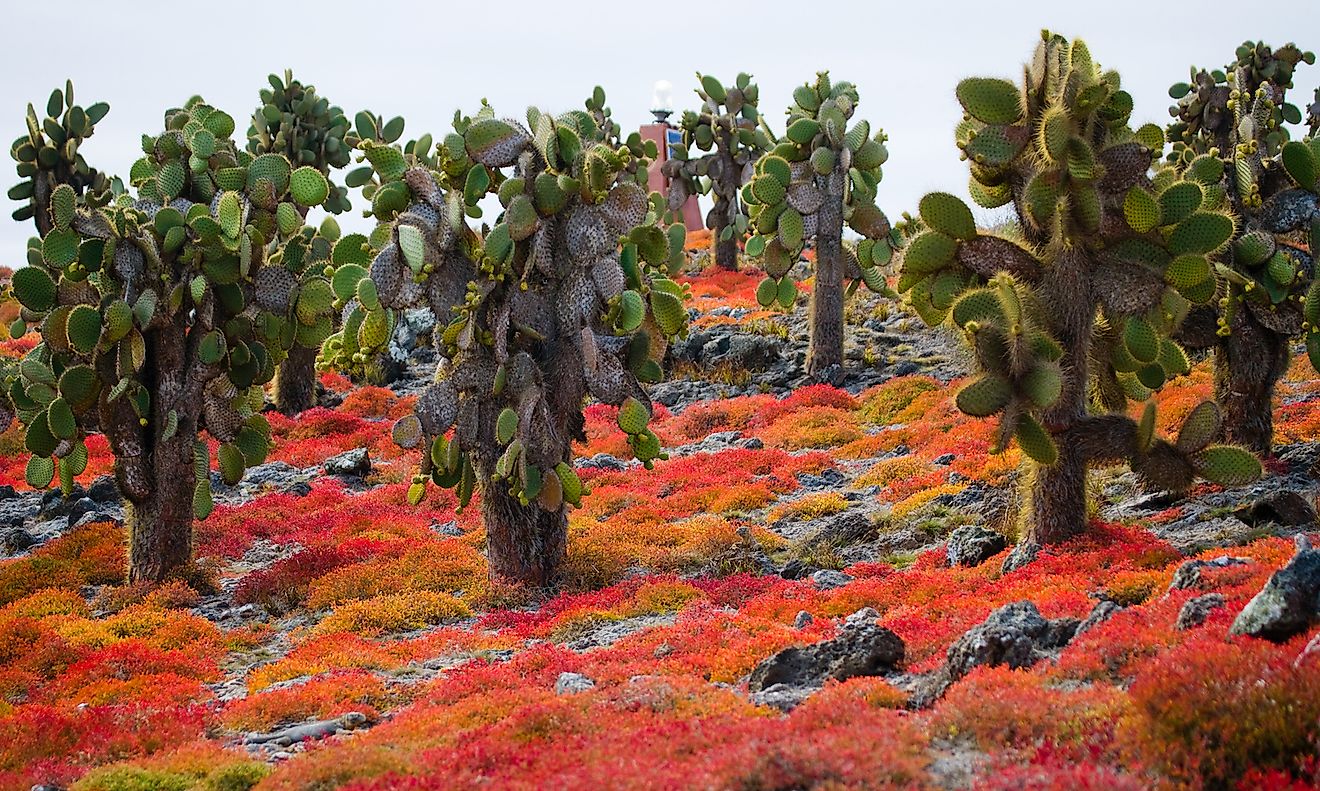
<box><xmin>0</xmin><ymin>96</ymin><xmax>322</xmax><ymax>582</ymax></box>
<box><xmin>353</xmin><ymin>89</ymin><xmax>686</xmax><ymax>587</ymax></box>
<box><xmin>1165</xmin><ymin>41</ymin><xmax>1320</xmax><ymax>453</ymax></box>
<box><xmin>661</xmin><ymin>73</ymin><xmax>768</xmax><ymax>271</ymax></box>
<box><xmin>743</xmin><ymin>73</ymin><xmax>897</xmax><ymax>376</ymax></box>
<box><xmin>897</xmin><ymin>32</ymin><xmax>1260</xmax><ymax>551</ymax></box>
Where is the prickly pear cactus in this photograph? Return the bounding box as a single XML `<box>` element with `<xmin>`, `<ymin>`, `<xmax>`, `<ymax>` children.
<box><xmin>743</xmin><ymin>72</ymin><xmax>897</xmax><ymax>377</ymax></box>
<box><xmin>354</xmin><ymin>88</ymin><xmax>688</xmax><ymax>587</ymax></box>
<box><xmin>246</xmin><ymin>71</ymin><xmax>357</xmax><ymax>415</ymax></box>
<box><xmin>662</xmin><ymin>73</ymin><xmax>772</xmax><ymax>270</ymax></box>
<box><xmin>3</xmin><ymin>97</ymin><xmax>335</xmax><ymax>582</ymax></box>
<box><xmin>896</xmin><ymin>32</ymin><xmax>1259</xmax><ymax>550</ymax></box>
<box><xmin>1164</xmin><ymin>41</ymin><xmax>1320</xmax><ymax>453</ymax></box>
<box><xmin>8</xmin><ymin>81</ymin><xmax>115</xmax><ymax>236</ymax></box>
<box><xmin>318</xmin><ymin>111</ymin><xmax>442</xmax><ymax>385</ymax></box>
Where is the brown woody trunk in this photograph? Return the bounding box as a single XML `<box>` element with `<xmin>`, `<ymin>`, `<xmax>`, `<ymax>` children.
<box><xmin>807</xmin><ymin>173</ymin><xmax>846</xmax><ymax>377</ymax></box>
<box><xmin>482</xmin><ymin>486</ymin><xmax>568</xmax><ymax>590</ymax></box>
<box><xmin>274</xmin><ymin>345</ymin><xmax>319</xmax><ymax>416</ymax></box>
<box><xmin>127</xmin><ymin>434</ymin><xmax>195</xmax><ymax>583</ymax></box>
<box><xmin>1021</xmin><ymin>247</ymin><xmax>1094</xmax><ymax>546</ymax></box>
<box><xmin>1213</xmin><ymin>314</ymin><xmax>1289</xmax><ymax>455</ymax></box>
<box><xmin>126</xmin><ymin>320</ymin><xmax>196</xmax><ymax>583</ymax></box>
<box><xmin>712</xmin><ymin>207</ymin><xmax>739</xmax><ymax>271</ymax></box>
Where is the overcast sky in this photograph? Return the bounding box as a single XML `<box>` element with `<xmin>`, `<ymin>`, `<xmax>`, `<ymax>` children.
<box><xmin>4</xmin><ymin>0</ymin><xmax>1317</xmax><ymax>259</ymax></box>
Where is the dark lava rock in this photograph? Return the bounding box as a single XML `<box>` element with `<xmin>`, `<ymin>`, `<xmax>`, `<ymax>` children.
<box><xmin>1167</xmin><ymin>555</ymin><xmax>1250</xmax><ymax>591</ymax></box>
<box><xmin>1176</xmin><ymin>593</ymin><xmax>1226</xmax><ymax>630</ymax></box>
<box><xmin>2</xmin><ymin>528</ymin><xmax>36</xmax><ymax>555</ymax></box>
<box><xmin>1000</xmin><ymin>541</ymin><xmax>1040</xmax><ymax>574</ymax></box>
<box><xmin>747</xmin><ymin>619</ymin><xmax>905</xmax><ymax>696</ymax></box>
<box><xmin>87</xmin><ymin>476</ymin><xmax>120</xmax><ymax>503</ymax></box>
<box><xmin>810</xmin><ymin>569</ymin><xmax>854</xmax><ymax>590</ymax></box>
<box><xmin>1075</xmin><ymin>600</ymin><xmax>1122</xmax><ymax>637</ymax></box>
<box><xmin>911</xmin><ymin>601</ymin><xmax>1079</xmax><ymax>708</ymax></box>
<box><xmin>323</xmin><ymin>448</ymin><xmax>372</xmax><ymax>478</ymax></box>
<box><xmin>0</xmin><ymin>485</ymin><xmax>16</xmax><ymax>501</ymax></box>
<box><xmin>945</xmin><ymin>525</ymin><xmax>1007</xmax><ymax>568</ymax></box>
<box><xmin>1235</xmin><ymin>490</ymin><xmax>1316</xmax><ymax>528</ymax></box>
<box><xmin>1230</xmin><ymin>539</ymin><xmax>1320</xmax><ymax>641</ymax></box>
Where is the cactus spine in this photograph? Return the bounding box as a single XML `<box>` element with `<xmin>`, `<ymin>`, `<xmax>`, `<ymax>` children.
<box><xmin>246</xmin><ymin>71</ymin><xmax>357</xmax><ymax>416</ymax></box>
<box><xmin>663</xmin><ymin>73</ymin><xmax>772</xmax><ymax>270</ymax></box>
<box><xmin>897</xmin><ymin>32</ymin><xmax>1259</xmax><ymax>551</ymax></box>
<box><xmin>356</xmin><ymin>88</ymin><xmax>687</xmax><ymax>588</ymax></box>
<box><xmin>744</xmin><ymin>73</ymin><xmax>897</xmax><ymax>377</ymax></box>
<box><xmin>4</xmin><ymin>97</ymin><xmax>336</xmax><ymax>581</ymax></box>
<box><xmin>1165</xmin><ymin>42</ymin><xmax>1320</xmax><ymax>453</ymax></box>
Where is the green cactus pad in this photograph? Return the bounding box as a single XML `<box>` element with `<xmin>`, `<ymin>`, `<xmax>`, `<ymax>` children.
<box><xmin>786</xmin><ymin>118</ymin><xmax>821</xmax><ymax>145</ymax></box>
<box><xmin>555</xmin><ymin>462</ymin><xmax>583</xmax><ymax>507</ymax></box>
<box><xmin>1233</xmin><ymin>231</ymin><xmax>1275</xmax><ymax>267</ymax></box>
<box><xmin>901</xmin><ymin>231</ymin><xmax>957</xmax><ymax>275</ymax></box>
<box><xmin>1021</xmin><ymin>363</ymin><xmax>1063</xmax><ymax>407</ymax></box>
<box><xmin>1122</xmin><ymin>188</ymin><xmax>1160</xmax><ymax>234</ymax></box>
<box><xmin>247</xmin><ymin>153</ymin><xmax>292</xmax><ymax>196</ymax></box>
<box><xmin>955</xmin><ymin>373</ymin><xmax>1012</xmax><ymax>417</ymax></box>
<box><xmin>296</xmin><ymin>279</ymin><xmax>334</xmax><ymax>326</ymax></box>
<box><xmin>750</xmin><ymin>174</ymin><xmax>786</xmax><ymax>206</ymax></box>
<box><xmin>47</xmin><ymin>397</ymin><xmax>76</xmax><ymax>440</ymax></box>
<box><xmin>218</xmin><ymin>442</ymin><xmax>246</xmax><ymax>486</ymax></box>
<box><xmin>755</xmin><ymin>277</ymin><xmax>778</xmax><ymax>307</ymax></box>
<box><xmin>776</xmin><ymin>278</ymin><xmax>797</xmax><ymax>309</ymax></box>
<box><xmin>25</xmin><ymin>455</ymin><xmax>55</xmax><ymax>489</ymax></box>
<box><xmin>1158</xmin><ymin>181</ymin><xmax>1203</xmax><ymax>226</ymax></box>
<box><xmin>1281</xmin><ymin>140</ymin><xmax>1317</xmax><ymax>189</ymax></box>
<box><xmin>950</xmin><ymin>287</ymin><xmax>1003</xmax><ymax>328</ymax></box>
<box><xmin>1015</xmin><ymin>413</ymin><xmax>1058</xmax><ymax>465</ymax></box>
<box><xmin>1164</xmin><ymin>254</ymin><xmax>1211</xmax><ymax>291</ymax></box>
<box><xmin>1192</xmin><ymin>445</ymin><xmax>1261</xmax><ymax>487</ymax></box>
<box><xmin>12</xmin><ymin>265</ymin><xmax>57</xmax><ymax>312</ymax></box>
<box><xmin>42</xmin><ymin>229</ymin><xmax>79</xmax><ymax>269</ymax></box>
<box><xmin>506</xmin><ymin>195</ymin><xmax>538</xmax><ymax>242</ymax></box>
<box><xmin>919</xmin><ymin>193</ymin><xmax>976</xmax><ymax>241</ymax></box>
<box><xmin>617</xmin><ymin>396</ymin><xmax>649</xmax><ymax>435</ymax></box>
<box><xmin>496</xmin><ymin>407</ymin><xmax>518</xmax><ymax>445</ymax></box>
<box><xmin>50</xmin><ymin>184</ymin><xmax>75</xmax><ymax>229</ymax></box>
<box><xmin>1176</xmin><ymin>401</ymin><xmax>1221</xmax><ymax>454</ymax></box>
<box><xmin>810</xmin><ymin>147</ymin><xmax>835</xmax><ymax>176</ymax></box>
<box><xmin>955</xmin><ymin>78</ymin><xmax>1023</xmax><ymax>125</ymax></box>
<box><xmin>397</xmin><ymin>224</ymin><xmax>425</xmax><ymax>274</ymax></box>
<box><xmin>649</xmin><ymin>289</ymin><xmax>686</xmax><ymax>337</ymax></box>
<box><xmin>761</xmin><ymin>156</ymin><xmax>792</xmax><ymax>187</ymax></box>
<box><xmin>290</xmin><ymin>166</ymin><xmax>330</xmax><ymax>207</ymax></box>
<box><xmin>64</xmin><ymin>304</ymin><xmax>101</xmax><ymax>354</ymax></box>
<box><xmin>1169</xmin><ymin>212</ymin><xmax>1234</xmax><ymax>256</ymax></box>
<box><xmin>58</xmin><ymin>365</ymin><xmax>98</xmax><ymax>409</ymax></box>
<box><xmin>777</xmin><ymin>208</ymin><xmax>804</xmax><ymax>250</ymax></box>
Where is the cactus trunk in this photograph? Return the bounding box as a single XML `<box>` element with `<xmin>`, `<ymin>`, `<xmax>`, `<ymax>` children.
<box><xmin>126</xmin><ymin>434</ymin><xmax>195</xmax><ymax>583</ymax></box>
<box><xmin>274</xmin><ymin>346</ymin><xmax>319</xmax><ymax>416</ymax></box>
<box><xmin>1021</xmin><ymin>247</ymin><xmax>1093</xmax><ymax>546</ymax></box>
<box><xmin>482</xmin><ymin>486</ymin><xmax>568</xmax><ymax>589</ymax></box>
<box><xmin>807</xmin><ymin>176</ymin><xmax>846</xmax><ymax>377</ymax></box>
<box><xmin>712</xmin><ymin>207</ymin><xmax>738</xmax><ymax>271</ymax></box>
<box><xmin>125</xmin><ymin>320</ymin><xmax>196</xmax><ymax>583</ymax></box>
<box><xmin>1213</xmin><ymin>315</ymin><xmax>1290</xmax><ymax>455</ymax></box>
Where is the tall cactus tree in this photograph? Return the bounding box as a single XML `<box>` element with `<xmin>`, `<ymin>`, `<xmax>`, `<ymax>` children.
<box><xmin>3</xmin><ymin>97</ymin><xmax>338</xmax><ymax>582</ymax></box>
<box><xmin>349</xmin><ymin>88</ymin><xmax>688</xmax><ymax>588</ymax></box>
<box><xmin>8</xmin><ymin>82</ymin><xmax>114</xmax><ymax>236</ymax></box>
<box><xmin>1164</xmin><ymin>42</ymin><xmax>1320</xmax><ymax>453</ymax></box>
<box><xmin>247</xmin><ymin>70</ymin><xmax>356</xmax><ymax>416</ymax></box>
<box><xmin>662</xmin><ymin>73</ymin><xmax>772</xmax><ymax>270</ymax></box>
<box><xmin>743</xmin><ymin>72</ymin><xmax>897</xmax><ymax>378</ymax></box>
<box><xmin>896</xmin><ymin>32</ymin><xmax>1260</xmax><ymax>550</ymax></box>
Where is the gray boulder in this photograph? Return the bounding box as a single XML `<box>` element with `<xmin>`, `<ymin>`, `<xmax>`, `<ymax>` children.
<box><xmin>946</xmin><ymin>525</ymin><xmax>1007</xmax><ymax>567</ymax></box>
<box><xmin>323</xmin><ymin>448</ymin><xmax>371</xmax><ymax>478</ymax></box>
<box><xmin>747</xmin><ymin>619</ymin><xmax>905</xmax><ymax>697</ymax></box>
<box><xmin>555</xmin><ymin>672</ymin><xmax>596</xmax><ymax>695</ymax></box>
<box><xmin>1230</xmin><ymin>540</ymin><xmax>1320</xmax><ymax>641</ymax></box>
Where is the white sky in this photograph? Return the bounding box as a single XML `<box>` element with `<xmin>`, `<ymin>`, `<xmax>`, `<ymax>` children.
<box><xmin>4</xmin><ymin>0</ymin><xmax>1317</xmax><ymax>259</ymax></box>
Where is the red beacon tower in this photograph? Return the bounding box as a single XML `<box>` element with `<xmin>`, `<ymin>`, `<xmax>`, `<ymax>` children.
<box><xmin>639</xmin><ymin>80</ymin><xmax>703</xmax><ymax>232</ymax></box>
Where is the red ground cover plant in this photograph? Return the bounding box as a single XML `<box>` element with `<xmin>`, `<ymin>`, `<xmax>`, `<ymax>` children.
<box><xmin>2</xmin><ymin>268</ymin><xmax>1319</xmax><ymax>788</ymax></box>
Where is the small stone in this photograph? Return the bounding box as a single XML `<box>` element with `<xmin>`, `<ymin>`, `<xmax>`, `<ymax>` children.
<box><xmin>747</xmin><ymin>622</ymin><xmax>905</xmax><ymax>694</ymax></box>
<box><xmin>793</xmin><ymin>611</ymin><xmax>814</xmax><ymax>629</ymax></box>
<box><xmin>555</xmin><ymin>671</ymin><xmax>596</xmax><ymax>695</ymax></box>
<box><xmin>0</xmin><ymin>485</ymin><xmax>17</xmax><ymax>501</ymax></box>
<box><xmin>1176</xmin><ymin>593</ymin><xmax>1226</xmax><ymax>630</ymax></box>
<box><xmin>1168</xmin><ymin>556</ymin><xmax>1250</xmax><ymax>591</ymax></box>
<box><xmin>945</xmin><ymin>525</ymin><xmax>1008</xmax><ymax>568</ymax></box>
<box><xmin>933</xmin><ymin>453</ymin><xmax>956</xmax><ymax>466</ymax></box>
<box><xmin>1075</xmin><ymin>600</ymin><xmax>1122</xmax><ymax>637</ymax></box>
<box><xmin>288</xmin><ymin>482</ymin><xmax>312</xmax><ymax>497</ymax></box>
<box><xmin>323</xmin><ymin>448</ymin><xmax>371</xmax><ymax>477</ymax></box>
<box><xmin>844</xmin><ymin>607</ymin><xmax>880</xmax><ymax>628</ymax></box>
<box><xmin>653</xmin><ymin>643</ymin><xmax>674</xmax><ymax>658</ymax></box>
<box><xmin>3</xmin><ymin>528</ymin><xmax>36</xmax><ymax>555</ymax></box>
<box><xmin>1000</xmin><ymin>541</ymin><xmax>1040</xmax><ymax>574</ymax></box>
<box><xmin>811</xmin><ymin>569</ymin><xmax>854</xmax><ymax>590</ymax></box>
<box><xmin>431</xmin><ymin>520</ymin><xmax>463</xmax><ymax>537</ymax></box>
